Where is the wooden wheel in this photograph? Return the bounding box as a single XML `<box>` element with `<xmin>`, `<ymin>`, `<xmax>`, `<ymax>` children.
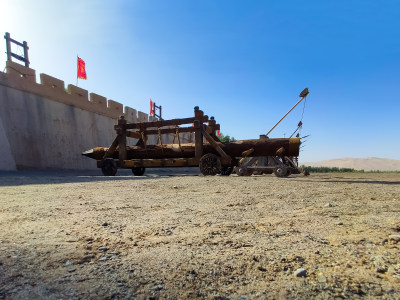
<box><xmin>199</xmin><ymin>154</ymin><xmax>221</xmax><ymax>176</ymax></box>
<box><xmin>220</xmin><ymin>166</ymin><xmax>233</xmax><ymax>176</ymax></box>
<box><xmin>101</xmin><ymin>158</ymin><xmax>118</xmax><ymax>176</ymax></box>
<box><xmin>132</xmin><ymin>167</ymin><xmax>146</xmax><ymax>176</ymax></box>
<box><xmin>236</xmin><ymin>167</ymin><xmax>252</xmax><ymax>176</ymax></box>
<box><xmin>273</xmin><ymin>166</ymin><xmax>288</xmax><ymax>177</ymax></box>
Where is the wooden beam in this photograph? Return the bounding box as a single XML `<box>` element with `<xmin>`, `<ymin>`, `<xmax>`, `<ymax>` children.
<box><xmin>102</xmin><ymin>136</ymin><xmax>120</xmax><ymax>159</ymax></box>
<box><xmin>122</xmin><ymin>115</ymin><xmax>209</xmax><ymax>130</ymax></box>
<box><xmin>118</xmin><ymin>118</ymin><xmax>127</xmax><ymax>166</ymax></box>
<box><xmin>202</xmin><ymin>127</ymin><xmax>231</xmax><ymax>164</ymax></box>
<box><xmin>125</xmin><ymin>126</ymin><xmax>196</xmax><ymax>137</ymax></box>
<box><xmin>127</xmin><ymin>131</ymin><xmax>142</xmax><ymax>139</ymax></box>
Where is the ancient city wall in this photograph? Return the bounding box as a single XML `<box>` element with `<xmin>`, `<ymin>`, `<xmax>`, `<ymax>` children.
<box><xmin>0</xmin><ymin>61</ymin><xmax>192</xmax><ymax>171</ymax></box>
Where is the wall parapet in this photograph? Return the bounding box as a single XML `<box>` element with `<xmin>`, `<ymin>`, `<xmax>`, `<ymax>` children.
<box><xmin>1</xmin><ymin>61</ymin><xmax>194</xmax><ymax>145</ymax></box>
<box><xmin>1</xmin><ymin>60</ymin><xmax>148</xmax><ymax>122</ymax></box>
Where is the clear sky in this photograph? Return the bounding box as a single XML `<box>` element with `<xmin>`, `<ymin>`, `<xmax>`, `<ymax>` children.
<box><xmin>1</xmin><ymin>0</ymin><xmax>399</xmax><ymax>162</ymax></box>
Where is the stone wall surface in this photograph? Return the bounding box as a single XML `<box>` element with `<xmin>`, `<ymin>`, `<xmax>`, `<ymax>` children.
<box><xmin>0</xmin><ymin>84</ymin><xmax>116</xmax><ymax>170</ymax></box>
<box><xmin>0</xmin><ymin>61</ymin><xmax>192</xmax><ymax>171</ymax></box>
<box><xmin>0</xmin><ymin>113</ymin><xmax>16</xmax><ymax>170</ymax></box>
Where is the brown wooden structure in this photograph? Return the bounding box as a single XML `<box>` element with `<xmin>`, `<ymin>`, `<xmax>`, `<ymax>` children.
<box><xmin>82</xmin><ymin>107</ymin><xmax>302</xmax><ymax>176</ymax></box>
<box><xmin>4</xmin><ymin>32</ymin><xmax>30</xmax><ymax>67</ymax></box>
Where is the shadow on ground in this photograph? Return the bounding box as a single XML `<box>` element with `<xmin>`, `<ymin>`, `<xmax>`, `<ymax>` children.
<box><xmin>0</xmin><ymin>168</ymin><xmax>200</xmax><ymax>187</ymax></box>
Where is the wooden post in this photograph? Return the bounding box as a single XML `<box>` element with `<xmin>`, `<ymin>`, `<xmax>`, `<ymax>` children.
<box><xmin>23</xmin><ymin>41</ymin><xmax>29</xmax><ymax>67</ymax></box>
<box><xmin>118</xmin><ymin>116</ymin><xmax>127</xmax><ymax>167</ymax></box>
<box><xmin>5</xmin><ymin>32</ymin><xmax>11</xmax><ymax>61</ymax></box>
<box><xmin>194</xmin><ymin>106</ymin><xmax>203</xmax><ymax>161</ymax></box>
<box><xmin>208</xmin><ymin>116</ymin><xmax>219</xmax><ymax>140</ymax></box>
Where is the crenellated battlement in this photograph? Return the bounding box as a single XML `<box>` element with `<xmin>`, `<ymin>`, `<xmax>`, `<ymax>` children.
<box><xmin>1</xmin><ymin>60</ymin><xmax>147</xmax><ymax>123</ymax></box>
<box><xmin>0</xmin><ymin>60</ymin><xmax>194</xmax><ymax>170</ymax></box>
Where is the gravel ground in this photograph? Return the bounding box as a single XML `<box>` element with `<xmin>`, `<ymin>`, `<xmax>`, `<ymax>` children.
<box><xmin>0</xmin><ymin>170</ymin><xmax>399</xmax><ymax>299</ymax></box>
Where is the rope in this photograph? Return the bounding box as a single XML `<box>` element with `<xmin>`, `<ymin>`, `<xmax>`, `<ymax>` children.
<box><xmin>300</xmin><ymin>97</ymin><xmax>307</xmax><ymax>122</ymax></box>
<box><xmin>157</xmin><ymin>129</ymin><xmax>164</xmax><ymax>154</ymax></box>
<box><xmin>141</xmin><ymin>131</ymin><xmax>147</xmax><ymax>149</ymax></box>
<box><xmin>175</xmin><ymin>127</ymin><xmax>183</xmax><ymax>152</ymax></box>
<box><xmin>290</xmin><ymin>96</ymin><xmax>308</xmax><ymax>138</ymax></box>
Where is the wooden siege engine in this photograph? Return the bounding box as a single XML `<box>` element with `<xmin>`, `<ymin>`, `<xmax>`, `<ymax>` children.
<box><xmin>82</xmin><ymin>106</ymin><xmax>301</xmax><ymax>177</ymax></box>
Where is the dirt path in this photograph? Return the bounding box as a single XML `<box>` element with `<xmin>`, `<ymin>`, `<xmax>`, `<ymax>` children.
<box><xmin>0</xmin><ymin>171</ymin><xmax>399</xmax><ymax>299</ymax></box>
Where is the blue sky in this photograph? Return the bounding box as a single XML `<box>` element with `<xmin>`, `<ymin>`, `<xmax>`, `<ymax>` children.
<box><xmin>1</xmin><ymin>0</ymin><xmax>399</xmax><ymax>162</ymax></box>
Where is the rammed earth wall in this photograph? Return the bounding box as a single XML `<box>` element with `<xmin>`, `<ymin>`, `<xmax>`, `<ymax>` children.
<box><xmin>0</xmin><ymin>61</ymin><xmax>190</xmax><ymax>171</ymax></box>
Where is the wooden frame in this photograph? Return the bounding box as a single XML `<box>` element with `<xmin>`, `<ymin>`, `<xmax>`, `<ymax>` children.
<box><xmin>100</xmin><ymin>107</ymin><xmax>229</xmax><ymax>170</ymax></box>
<box><xmin>4</xmin><ymin>32</ymin><xmax>30</xmax><ymax>67</ymax></box>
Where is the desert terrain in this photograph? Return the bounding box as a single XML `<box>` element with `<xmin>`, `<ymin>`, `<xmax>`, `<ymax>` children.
<box><xmin>301</xmin><ymin>157</ymin><xmax>400</xmax><ymax>172</ymax></box>
<box><xmin>0</xmin><ymin>170</ymin><xmax>399</xmax><ymax>299</ymax></box>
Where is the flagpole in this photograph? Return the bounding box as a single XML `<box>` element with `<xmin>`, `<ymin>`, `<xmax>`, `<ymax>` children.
<box><xmin>76</xmin><ymin>55</ymin><xmax>78</xmax><ymax>87</ymax></box>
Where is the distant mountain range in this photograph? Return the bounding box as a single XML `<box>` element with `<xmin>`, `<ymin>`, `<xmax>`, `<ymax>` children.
<box><xmin>300</xmin><ymin>157</ymin><xmax>400</xmax><ymax>171</ymax></box>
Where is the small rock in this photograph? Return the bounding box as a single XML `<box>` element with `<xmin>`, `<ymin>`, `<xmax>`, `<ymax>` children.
<box><xmin>373</xmin><ymin>256</ymin><xmax>387</xmax><ymax>273</ymax></box>
<box><xmin>258</xmin><ymin>266</ymin><xmax>267</xmax><ymax>272</ymax></box>
<box><xmin>386</xmin><ymin>289</ymin><xmax>394</xmax><ymax>294</ymax></box>
<box><xmin>173</xmin><ymin>186</ymin><xmax>178</xmax><ymax>189</ymax></box>
<box><xmin>318</xmin><ymin>274</ymin><xmax>327</xmax><ymax>283</ymax></box>
<box><xmin>324</xmin><ymin>203</ymin><xmax>333</xmax><ymax>207</ymax></box>
<box><xmin>294</xmin><ymin>268</ymin><xmax>307</xmax><ymax>277</ymax></box>
<box><xmin>387</xmin><ymin>266</ymin><xmax>395</xmax><ymax>275</ymax></box>
<box><xmin>389</xmin><ymin>234</ymin><xmax>400</xmax><ymax>242</ymax></box>
<box><xmin>64</xmin><ymin>260</ymin><xmax>73</xmax><ymax>266</ymax></box>
<box><xmin>154</xmin><ymin>284</ymin><xmax>163</xmax><ymax>291</ymax></box>
<box><xmin>99</xmin><ymin>257</ymin><xmax>107</xmax><ymax>261</ymax></box>
<box><xmin>102</xmin><ymin>222</ymin><xmax>109</xmax><ymax>227</ymax></box>
<box><xmin>98</xmin><ymin>246</ymin><xmax>108</xmax><ymax>252</ymax></box>
<box><xmin>337</xmin><ymin>221</ymin><xmax>343</xmax><ymax>225</ymax></box>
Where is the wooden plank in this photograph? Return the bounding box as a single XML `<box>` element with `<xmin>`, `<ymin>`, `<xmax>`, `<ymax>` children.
<box><xmin>121</xmin><ymin>158</ymin><xmax>199</xmax><ymax>168</ymax></box>
<box><xmin>9</xmin><ymin>37</ymin><xmax>24</xmax><ymax>47</ymax></box>
<box><xmin>127</xmin><ymin>131</ymin><xmax>141</xmax><ymax>139</ymax></box>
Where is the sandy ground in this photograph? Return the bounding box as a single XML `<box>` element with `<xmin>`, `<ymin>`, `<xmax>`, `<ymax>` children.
<box><xmin>0</xmin><ymin>170</ymin><xmax>399</xmax><ymax>299</ymax></box>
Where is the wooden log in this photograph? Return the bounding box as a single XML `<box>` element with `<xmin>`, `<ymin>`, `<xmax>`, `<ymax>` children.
<box><xmin>121</xmin><ymin>115</ymin><xmax>209</xmax><ymax>130</ymax></box>
<box><xmin>83</xmin><ymin>138</ymin><xmax>301</xmax><ymax>161</ymax></box>
<box><xmin>125</xmin><ymin>124</ymin><xmax>219</xmax><ymax>136</ymax></box>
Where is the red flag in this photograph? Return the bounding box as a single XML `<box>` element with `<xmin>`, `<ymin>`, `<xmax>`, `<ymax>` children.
<box><xmin>150</xmin><ymin>99</ymin><xmax>154</xmax><ymax>116</ymax></box>
<box><xmin>77</xmin><ymin>57</ymin><xmax>87</xmax><ymax>79</ymax></box>
<box><xmin>217</xmin><ymin>130</ymin><xmax>222</xmax><ymax>137</ymax></box>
